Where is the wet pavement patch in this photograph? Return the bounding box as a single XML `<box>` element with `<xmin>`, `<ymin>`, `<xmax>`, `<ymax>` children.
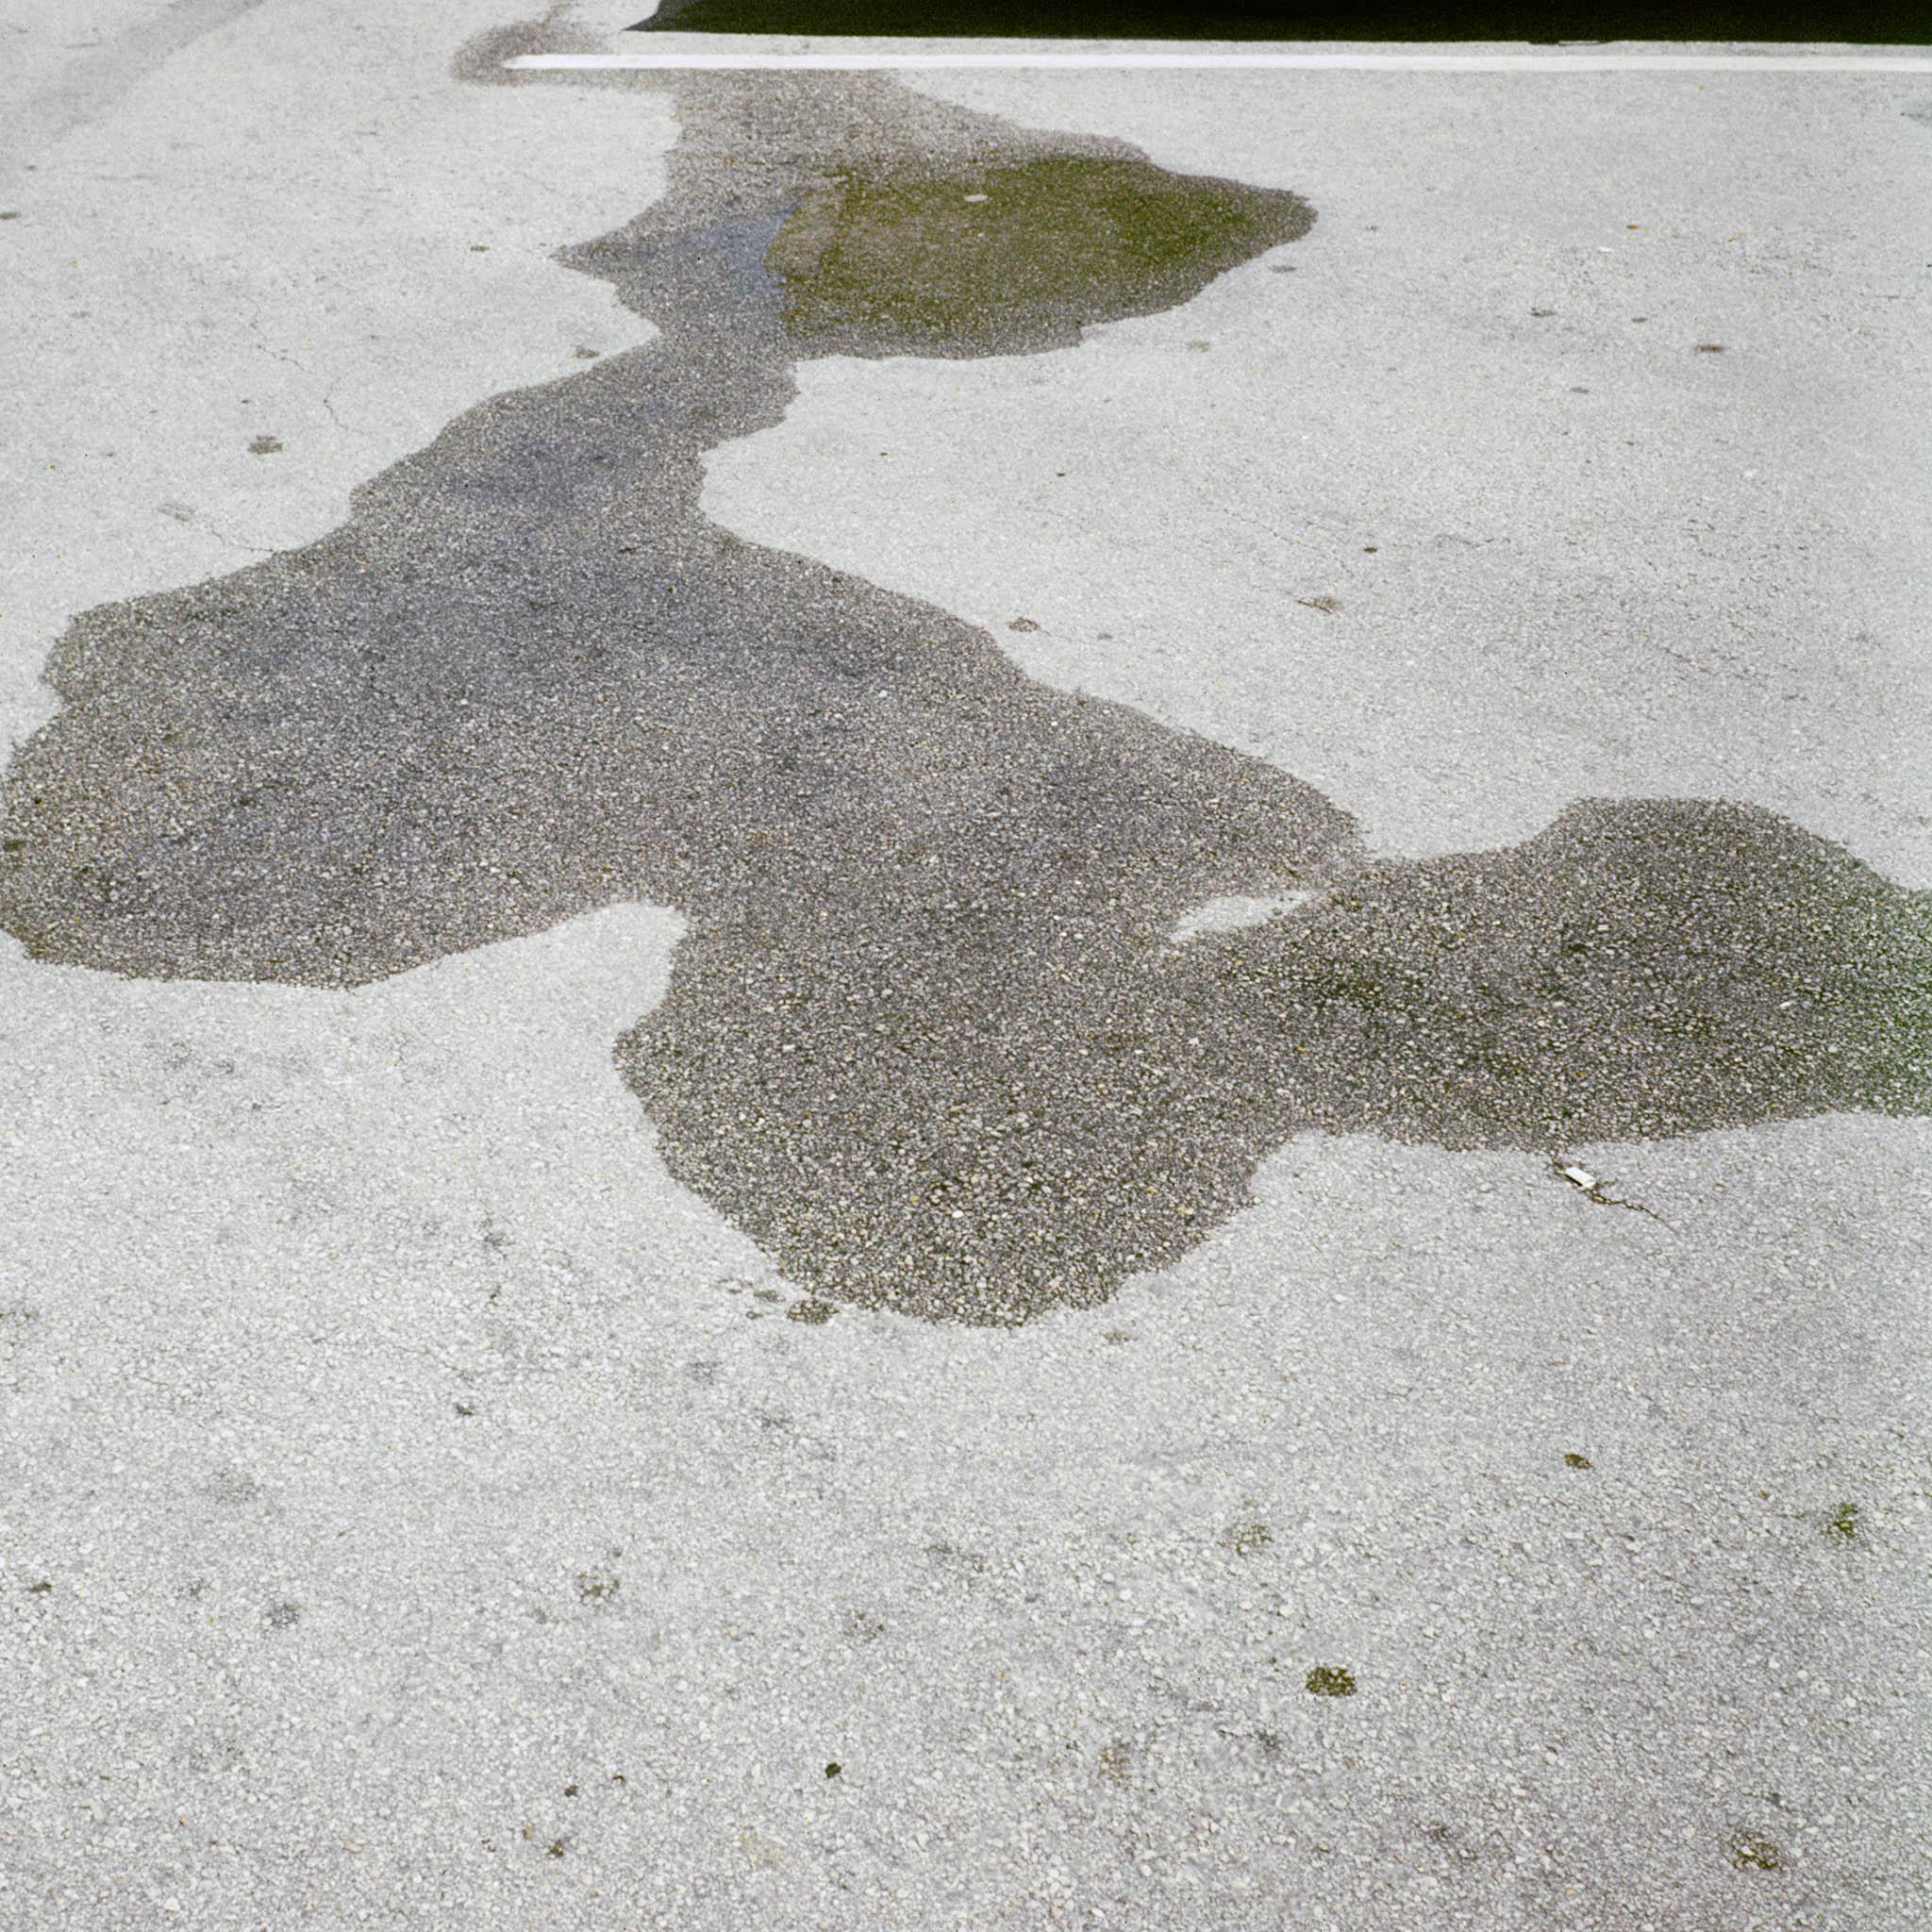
<box><xmin>1</xmin><ymin>49</ymin><xmax>1928</xmax><ymax>1325</ymax></box>
<box><xmin>767</xmin><ymin>153</ymin><xmax>1311</xmax><ymax>359</ymax></box>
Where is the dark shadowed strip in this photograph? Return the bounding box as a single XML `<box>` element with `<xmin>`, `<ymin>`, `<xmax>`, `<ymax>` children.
<box><xmin>627</xmin><ymin>0</ymin><xmax>1927</xmax><ymax>45</ymax></box>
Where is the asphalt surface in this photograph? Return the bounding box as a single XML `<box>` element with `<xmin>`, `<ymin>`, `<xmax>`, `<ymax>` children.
<box><xmin>3</xmin><ymin>4</ymin><xmax>1930</xmax><ymax>1927</ymax></box>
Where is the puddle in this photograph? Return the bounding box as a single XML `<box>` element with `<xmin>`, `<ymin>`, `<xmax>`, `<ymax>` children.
<box><xmin>1</xmin><ymin>37</ymin><xmax>1926</xmax><ymax>1324</ymax></box>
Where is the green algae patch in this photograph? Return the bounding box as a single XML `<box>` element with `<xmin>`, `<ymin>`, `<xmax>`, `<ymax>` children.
<box><xmin>1305</xmin><ymin>1664</ymin><xmax>1357</xmax><ymax>1697</ymax></box>
<box><xmin>1726</xmin><ymin>1827</ymin><xmax>1784</xmax><ymax>1872</ymax></box>
<box><xmin>766</xmin><ymin>154</ymin><xmax>1312</xmax><ymax>359</ymax></box>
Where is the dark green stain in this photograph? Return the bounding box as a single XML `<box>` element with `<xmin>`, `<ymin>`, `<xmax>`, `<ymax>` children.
<box><xmin>768</xmin><ymin>155</ymin><xmax>1310</xmax><ymax>358</ymax></box>
<box><xmin>1726</xmin><ymin>1827</ymin><xmax>1784</xmax><ymax>1872</ymax></box>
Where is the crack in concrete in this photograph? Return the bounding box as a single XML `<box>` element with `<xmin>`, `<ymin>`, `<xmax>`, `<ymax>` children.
<box><xmin>1551</xmin><ymin>1161</ymin><xmax>1670</xmax><ymax>1227</ymax></box>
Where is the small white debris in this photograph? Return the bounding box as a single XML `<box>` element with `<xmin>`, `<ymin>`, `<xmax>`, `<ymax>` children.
<box><xmin>963</xmin><ymin>192</ymin><xmax>989</xmax><ymax>203</ymax></box>
<box><xmin>1559</xmin><ymin>1166</ymin><xmax>1597</xmax><ymax>1190</ymax></box>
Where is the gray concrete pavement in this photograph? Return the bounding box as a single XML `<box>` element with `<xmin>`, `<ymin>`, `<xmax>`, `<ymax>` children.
<box><xmin>3</xmin><ymin>5</ymin><xmax>1929</xmax><ymax>1927</ymax></box>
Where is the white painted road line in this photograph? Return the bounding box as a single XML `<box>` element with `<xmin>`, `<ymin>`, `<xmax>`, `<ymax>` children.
<box><xmin>508</xmin><ymin>48</ymin><xmax>1932</xmax><ymax>73</ymax></box>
